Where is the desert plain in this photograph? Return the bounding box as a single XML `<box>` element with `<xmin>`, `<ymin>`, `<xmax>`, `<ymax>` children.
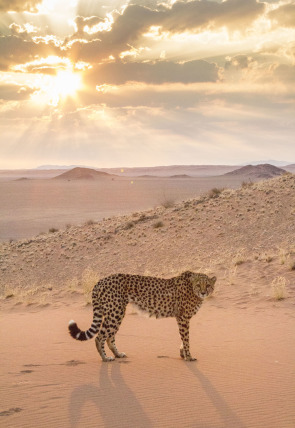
<box><xmin>0</xmin><ymin>166</ymin><xmax>295</xmax><ymax>427</ymax></box>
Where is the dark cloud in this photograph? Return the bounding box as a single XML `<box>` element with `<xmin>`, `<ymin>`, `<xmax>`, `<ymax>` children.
<box><xmin>159</xmin><ymin>0</ymin><xmax>265</xmax><ymax>33</ymax></box>
<box><xmin>0</xmin><ymin>0</ymin><xmax>41</xmax><ymax>12</ymax></box>
<box><xmin>268</xmin><ymin>3</ymin><xmax>295</xmax><ymax>28</ymax></box>
<box><xmin>68</xmin><ymin>1</ymin><xmax>265</xmax><ymax>63</ymax></box>
<box><xmin>0</xmin><ymin>83</ymin><xmax>34</xmax><ymax>100</ymax></box>
<box><xmin>0</xmin><ymin>35</ymin><xmax>62</xmax><ymax>71</ymax></box>
<box><xmin>67</xmin><ymin>6</ymin><xmax>155</xmax><ymax>63</ymax></box>
<box><xmin>84</xmin><ymin>59</ymin><xmax>220</xmax><ymax>85</ymax></box>
<box><xmin>273</xmin><ymin>64</ymin><xmax>295</xmax><ymax>83</ymax></box>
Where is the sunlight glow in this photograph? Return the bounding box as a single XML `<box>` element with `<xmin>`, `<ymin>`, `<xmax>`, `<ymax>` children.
<box><xmin>54</xmin><ymin>70</ymin><xmax>81</xmax><ymax>98</ymax></box>
<box><xmin>37</xmin><ymin>0</ymin><xmax>78</xmax><ymax>14</ymax></box>
<box><xmin>30</xmin><ymin>69</ymin><xmax>82</xmax><ymax>106</ymax></box>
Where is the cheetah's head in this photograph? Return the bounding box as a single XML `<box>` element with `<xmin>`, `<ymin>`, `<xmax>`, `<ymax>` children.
<box><xmin>182</xmin><ymin>271</ymin><xmax>216</xmax><ymax>299</ymax></box>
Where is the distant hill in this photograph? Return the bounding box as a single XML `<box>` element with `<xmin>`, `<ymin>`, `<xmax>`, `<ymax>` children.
<box><xmin>37</xmin><ymin>164</ymin><xmax>93</xmax><ymax>170</ymax></box>
<box><xmin>284</xmin><ymin>164</ymin><xmax>295</xmax><ymax>173</ymax></box>
<box><xmin>224</xmin><ymin>164</ymin><xmax>286</xmax><ymax>179</ymax></box>
<box><xmin>97</xmin><ymin>165</ymin><xmax>239</xmax><ymax>177</ymax></box>
<box><xmin>53</xmin><ymin>167</ymin><xmax>115</xmax><ymax>180</ymax></box>
<box><xmin>242</xmin><ymin>160</ymin><xmax>291</xmax><ymax>167</ymax></box>
<box><xmin>169</xmin><ymin>174</ymin><xmax>191</xmax><ymax>178</ymax></box>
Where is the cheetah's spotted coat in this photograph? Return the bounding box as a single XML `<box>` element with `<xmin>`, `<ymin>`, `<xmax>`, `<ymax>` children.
<box><xmin>68</xmin><ymin>271</ymin><xmax>216</xmax><ymax>361</ymax></box>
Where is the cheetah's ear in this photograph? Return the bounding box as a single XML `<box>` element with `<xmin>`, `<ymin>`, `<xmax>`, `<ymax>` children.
<box><xmin>210</xmin><ymin>276</ymin><xmax>217</xmax><ymax>285</ymax></box>
<box><xmin>182</xmin><ymin>271</ymin><xmax>193</xmax><ymax>280</ymax></box>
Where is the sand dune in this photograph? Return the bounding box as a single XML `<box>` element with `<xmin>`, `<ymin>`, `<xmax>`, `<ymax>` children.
<box><xmin>1</xmin><ymin>173</ymin><xmax>295</xmax><ymax>427</ymax></box>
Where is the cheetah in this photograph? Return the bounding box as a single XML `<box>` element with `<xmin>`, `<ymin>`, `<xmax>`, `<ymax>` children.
<box><xmin>68</xmin><ymin>271</ymin><xmax>216</xmax><ymax>362</ymax></box>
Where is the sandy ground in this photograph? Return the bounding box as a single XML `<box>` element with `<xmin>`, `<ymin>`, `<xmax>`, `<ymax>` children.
<box><xmin>1</xmin><ymin>298</ymin><xmax>294</xmax><ymax>428</ymax></box>
<box><xmin>0</xmin><ymin>175</ymin><xmax>243</xmax><ymax>242</ymax></box>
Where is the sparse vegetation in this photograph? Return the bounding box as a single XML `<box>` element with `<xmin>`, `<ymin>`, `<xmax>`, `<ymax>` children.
<box><xmin>66</xmin><ymin>277</ymin><xmax>79</xmax><ymax>292</ymax></box>
<box><xmin>278</xmin><ymin>248</ymin><xmax>290</xmax><ymax>265</ymax></box>
<box><xmin>271</xmin><ymin>276</ymin><xmax>287</xmax><ymax>301</ymax></box>
<box><xmin>224</xmin><ymin>266</ymin><xmax>237</xmax><ymax>285</ymax></box>
<box><xmin>161</xmin><ymin>198</ymin><xmax>175</xmax><ymax>209</ymax></box>
<box><xmin>0</xmin><ymin>283</ymin><xmax>52</xmax><ymax>306</ymax></box>
<box><xmin>49</xmin><ymin>227</ymin><xmax>58</xmax><ymax>233</ymax></box>
<box><xmin>233</xmin><ymin>250</ymin><xmax>246</xmax><ymax>266</ymax></box>
<box><xmin>81</xmin><ymin>268</ymin><xmax>99</xmax><ymax>303</ymax></box>
<box><xmin>153</xmin><ymin>221</ymin><xmax>164</xmax><ymax>229</ymax></box>
<box><xmin>208</xmin><ymin>187</ymin><xmax>224</xmax><ymax>199</ymax></box>
<box><xmin>85</xmin><ymin>219</ymin><xmax>96</xmax><ymax>226</ymax></box>
<box><xmin>241</xmin><ymin>180</ymin><xmax>254</xmax><ymax>188</ymax></box>
<box><xmin>124</xmin><ymin>221</ymin><xmax>135</xmax><ymax>230</ymax></box>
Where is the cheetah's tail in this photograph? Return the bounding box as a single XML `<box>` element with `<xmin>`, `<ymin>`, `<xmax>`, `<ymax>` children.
<box><xmin>68</xmin><ymin>312</ymin><xmax>102</xmax><ymax>341</ymax></box>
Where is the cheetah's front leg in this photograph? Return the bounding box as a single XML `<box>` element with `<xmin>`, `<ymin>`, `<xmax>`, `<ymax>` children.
<box><xmin>176</xmin><ymin>317</ymin><xmax>197</xmax><ymax>361</ymax></box>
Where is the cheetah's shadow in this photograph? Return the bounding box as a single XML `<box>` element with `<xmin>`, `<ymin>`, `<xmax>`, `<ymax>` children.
<box><xmin>185</xmin><ymin>364</ymin><xmax>246</xmax><ymax>428</ymax></box>
<box><xmin>68</xmin><ymin>361</ymin><xmax>152</xmax><ymax>428</ymax></box>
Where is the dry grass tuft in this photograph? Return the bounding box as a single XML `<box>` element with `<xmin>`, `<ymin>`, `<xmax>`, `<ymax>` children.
<box><xmin>66</xmin><ymin>277</ymin><xmax>79</xmax><ymax>292</ymax></box>
<box><xmin>153</xmin><ymin>220</ymin><xmax>164</xmax><ymax>229</ymax></box>
<box><xmin>224</xmin><ymin>266</ymin><xmax>237</xmax><ymax>285</ymax></box>
<box><xmin>271</xmin><ymin>276</ymin><xmax>287</xmax><ymax>301</ymax></box>
<box><xmin>49</xmin><ymin>227</ymin><xmax>58</xmax><ymax>233</ymax></box>
<box><xmin>278</xmin><ymin>248</ymin><xmax>290</xmax><ymax>265</ymax></box>
<box><xmin>85</xmin><ymin>219</ymin><xmax>96</xmax><ymax>226</ymax></box>
<box><xmin>0</xmin><ymin>283</ymin><xmax>52</xmax><ymax>306</ymax></box>
<box><xmin>233</xmin><ymin>249</ymin><xmax>246</xmax><ymax>266</ymax></box>
<box><xmin>81</xmin><ymin>268</ymin><xmax>99</xmax><ymax>303</ymax></box>
<box><xmin>124</xmin><ymin>221</ymin><xmax>135</xmax><ymax>230</ymax></box>
<box><xmin>161</xmin><ymin>198</ymin><xmax>175</xmax><ymax>209</ymax></box>
<box><xmin>241</xmin><ymin>180</ymin><xmax>254</xmax><ymax>189</ymax></box>
<box><xmin>208</xmin><ymin>187</ymin><xmax>224</xmax><ymax>199</ymax></box>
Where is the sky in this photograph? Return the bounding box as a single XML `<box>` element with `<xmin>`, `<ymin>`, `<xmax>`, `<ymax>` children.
<box><xmin>0</xmin><ymin>0</ymin><xmax>294</xmax><ymax>168</ymax></box>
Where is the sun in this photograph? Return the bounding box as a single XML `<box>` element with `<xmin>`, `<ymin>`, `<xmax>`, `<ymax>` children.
<box><xmin>54</xmin><ymin>70</ymin><xmax>82</xmax><ymax>98</ymax></box>
<box><xmin>34</xmin><ymin>69</ymin><xmax>83</xmax><ymax>106</ymax></box>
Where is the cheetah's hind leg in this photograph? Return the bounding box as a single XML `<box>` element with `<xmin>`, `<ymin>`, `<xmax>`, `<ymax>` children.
<box><xmin>107</xmin><ymin>335</ymin><xmax>127</xmax><ymax>358</ymax></box>
<box><xmin>95</xmin><ymin>335</ymin><xmax>115</xmax><ymax>362</ymax></box>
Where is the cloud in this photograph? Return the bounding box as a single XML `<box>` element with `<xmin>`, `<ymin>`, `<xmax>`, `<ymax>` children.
<box><xmin>73</xmin><ymin>15</ymin><xmax>109</xmax><ymax>37</ymax></box>
<box><xmin>9</xmin><ymin>23</ymin><xmax>39</xmax><ymax>35</ymax></box>
<box><xmin>0</xmin><ymin>0</ymin><xmax>41</xmax><ymax>12</ymax></box>
<box><xmin>273</xmin><ymin>64</ymin><xmax>295</xmax><ymax>83</ymax></box>
<box><xmin>0</xmin><ymin>83</ymin><xmax>34</xmax><ymax>100</ymax></box>
<box><xmin>0</xmin><ymin>34</ymin><xmax>62</xmax><ymax>71</ymax></box>
<box><xmin>84</xmin><ymin>59</ymin><xmax>220</xmax><ymax>86</ymax></box>
<box><xmin>159</xmin><ymin>0</ymin><xmax>265</xmax><ymax>33</ymax></box>
<box><xmin>68</xmin><ymin>1</ymin><xmax>266</xmax><ymax>63</ymax></box>
<box><xmin>225</xmin><ymin>55</ymin><xmax>256</xmax><ymax>69</ymax></box>
<box><xmin>268</xmin><ymin>2</ymin><xmax>295</xmax><ymax>28</ymax></box>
